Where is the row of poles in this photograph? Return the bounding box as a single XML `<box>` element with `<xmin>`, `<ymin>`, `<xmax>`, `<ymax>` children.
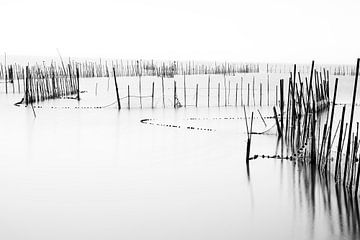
<box><xmin>0</xmin><ymin>59</ymin><xmax>260</xmax><ymax>82</ymax></box>
<box><xmin>111</xmin><ymin>70</ymin><xmax>281</xmax><ymax>110</ymax></box>
<box><xmin>266</xmin><ymin>63</ymin><xmax>358</xmax><ymax>76</ymax></box>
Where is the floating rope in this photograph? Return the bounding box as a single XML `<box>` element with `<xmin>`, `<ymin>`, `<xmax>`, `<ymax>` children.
<box><xmin>140</xmin><ymin>118</ymin><xmax>215</xmax><ymax>132</ymax></box>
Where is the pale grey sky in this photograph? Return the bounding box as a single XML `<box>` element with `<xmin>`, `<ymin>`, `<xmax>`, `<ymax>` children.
<box><xmin>0</xmin><ymin>0</ymin><xmax>359</xmax><ymax>64</ymax></box>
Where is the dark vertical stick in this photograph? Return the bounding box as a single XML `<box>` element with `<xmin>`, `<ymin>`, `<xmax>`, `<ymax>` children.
<box><xmin>224</xmin><ymin>75</ymin><xmax>227</xmax><ymax>106</ymax></box>
<box><xmin>76</xmin><ymin>67</ymin><xmax>80</xmax><ymax>100</ymax></box>
<box><xmin>151</xmin><ymin>81</ymin><xmax>154</xmax><ymax>108</ymax></box>
<box><xmin>310</xmin><ymin>100</ymin><xmax>316</xmax><ymax>164</ymax></box>
<box><xmin>174</xmin><ymin>80</ymin><xmax>176</xmax><ymax>108</ymax></box>
<box><xmin>195</xmin><ymin>83</ymin><xmax>199</xmax><ymax>107</ymax></box>
<box><xmin>235</xmin><ymin>83</ymin><xmax>238</xmax><ymax>107</ymax></box>
<box><xmin>325</xmin><ymin>78</ymin><xmax>338</xmax><ymax>169</ymax></box>
<box><xmin>17</xmin><ymin>73</ymin><xmax>20</xmax><ymax>93</ymax></box>
<box><xmin>350</xmin><ymin>130</ymin><xmax>358</xmax><ymax>187</ymax></box>
<box><xmin>273</xmin><ymin>107</ymin><xmax>282</xmax><ymax>137</ymax></box>
<box><xmin>280</xmin><ymin>79</ymin><xmax>284</xmax><ymax>135</ymax></box>
<box><xmin>246</xmin><ymin>112</ymin><xmax>254</xmax><ymax>164</ymax></box>
<box><xmin>344</xmin><ymin>58</ymin><xmax>360</xmax><ymax>184</ymax></box>
<box><xmin>5</xmin><ymin>53</ymin><xmax>7</xmax><ymax>94</ymax></box>
<box><xmin>113</xmin><ymin>67</ymin><xmax>121</xmax><ymax>110</ymax></box>
<box><xmin>356</xmin><ymin>145</ymin><xmax>360</xmax><ymax>194</ymax></box>
<box><xmin>335</xmin><ymin>105</ymin><xmax>346</xmax><ymax>180</ymax></box>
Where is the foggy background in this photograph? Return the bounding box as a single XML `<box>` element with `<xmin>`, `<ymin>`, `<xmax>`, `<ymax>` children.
<box><xmin>0</xmin><ymin>0</ymin><xmax>359</xmax><ymax>64</ymax></box>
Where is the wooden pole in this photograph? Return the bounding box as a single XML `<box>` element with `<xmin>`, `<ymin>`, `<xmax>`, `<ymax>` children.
<box><xmin>151</xmin><ymin>81</ymin><xmax>154</xmax><ymax>108</ymax></box>
<box><xmin>195</xmin><ymin>83</ymin><xmax>199</xmax><ymax>107</ymax></box>
<box><xmin>325</xmin><ymin>78</ymin><xmax>338</xmax><ymax>170</ymax></box>
<box><xmin>76</xmin><ymin>67</ymin><xmax>80</xmax><ymax>100</ymax></box>
<box><xmin>344</xmin><ymin>58</ymin><xmax>360</xmax><ymax>184</ymax></box>
<box><xmin>174</xmin><ymin>80</ymin><xmax>176</xmax><ymax>108</ymax></box>
<box><xmin>280</xmin><ymin>79</ymin><xmax>284</xmax><ymax>135</ymax></box>
<box><xmin>235</xmin><ymin>83</ymin><xmax>238</xmax><ymax>107</ymax></box>
<box><xmin>273</xmin><ymin>107</ymin><xmax>282</xmax><ymax>137</ymax></box>
<box><xmin>224</xmin><ymin>74</ymin><xmax>227</xmax><ymax>106</ymax></box>
<box><xmin>113</xmin><ymin>67</ymin><xmax>121</xmax><ymax>110</ymax></box>
<box><xmin>335</xmin><ymin>105</ymin><xmax>346</xmax><ymax>180</ymax></box>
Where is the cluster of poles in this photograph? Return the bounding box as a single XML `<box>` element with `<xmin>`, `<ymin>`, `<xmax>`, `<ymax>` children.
<box><xmin>246</xmin><ymin>59</ymin><xmax>360</xmax><ymax>195</ymax></box>
<box><xmin>23</xmin><ymin>64</ymin><xmax>80</xmax><ymax>105</ymax></box>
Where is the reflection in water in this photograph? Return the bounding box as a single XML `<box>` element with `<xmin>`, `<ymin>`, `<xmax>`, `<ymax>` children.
<box><xmin>295</xmin><ymin>163</ymin><xmax>359</xmax><ymax>239</ymax></box>
<box><xmin>248</xmin><ymin>160</ymin><xmax>360</xmax><ymax>240</ymax></box>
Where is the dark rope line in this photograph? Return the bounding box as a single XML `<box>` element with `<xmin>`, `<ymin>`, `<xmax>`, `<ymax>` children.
<box><xmin>140</xmin><ymin>118</ymin><xmax>215</xmax><ymax>132</ymax></box>
<box><xmin>187</xmin><ymin>115</ymin><xmax>276</xmax><ymax>121</ymax></box>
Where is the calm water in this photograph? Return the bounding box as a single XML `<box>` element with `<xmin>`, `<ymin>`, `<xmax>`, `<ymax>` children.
<box><xmin>0</xmin><ymin>72</ymin><xmax>359</xmax><ymax>239</ymax></box>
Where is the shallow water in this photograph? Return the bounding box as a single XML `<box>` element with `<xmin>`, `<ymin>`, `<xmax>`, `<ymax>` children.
<box><xmin>0</xmin><ymin>72</ymin><xmax>359</xmax><ymax>240</ymax></box>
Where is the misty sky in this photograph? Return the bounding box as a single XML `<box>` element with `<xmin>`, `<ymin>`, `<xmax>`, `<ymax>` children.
<box><xmin>0</xmin><ymin>0</ymin><xmax>359</xmax><ymax>64</ymax></box>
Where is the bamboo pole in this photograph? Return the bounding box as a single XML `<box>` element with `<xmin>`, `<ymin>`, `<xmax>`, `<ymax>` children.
<box><xmin>113</xmin><ymin>67</ymin><xmax>121</xmax><ymax>110</ymax></box>
<box><xmin>174</xmin><ymin>80</ymin><xmax>176</xmax><ymax>108</ymax></box>
<box><xmin>235</xmin><ymin>83</ymin><xmax>238</xmax><ymax>107</ymax></box>
<box><xmin>151</xmin><ymin>81</ymin><xmax>155</xmax><ymax>108</ymax></box>
<box><xmin>325</xmin><ymin>78</ymin><xmax>338</xmax><ymax>170</ymax></box>
<box><xmin>343</xmin><ymin>58</ymin><xmax>360</xmax><ymax>184</ymax></box>
<box><xmin>335</xmin><ymin>105</ymin><xmax>346</xmax><ymax>180</ymax></box>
